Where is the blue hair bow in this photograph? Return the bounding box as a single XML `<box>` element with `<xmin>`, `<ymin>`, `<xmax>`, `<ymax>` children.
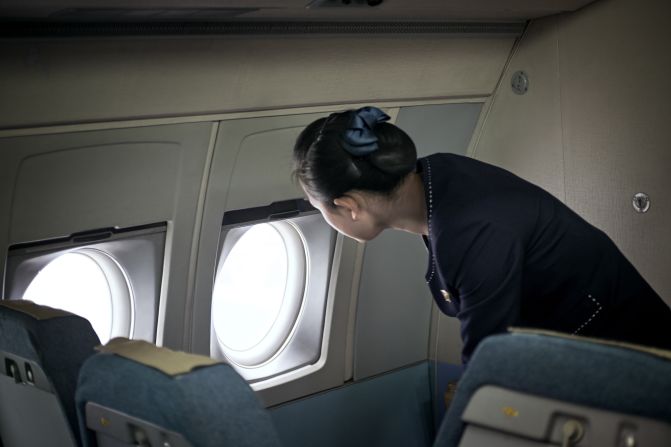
<box><xmin>341</xmin><ymin>106</ymin><xmax>391</xmax><ymax>156</ymax></box>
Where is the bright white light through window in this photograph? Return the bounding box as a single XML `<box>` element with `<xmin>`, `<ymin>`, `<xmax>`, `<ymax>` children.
<box><xmin>23</xmin><ymin>252</ymin><xmax>118</xmax><ymax>343</ymax></box>
<box><xmin>214</xmin><ymin>224</ymin><xmax>287</xmax><ymax>351</ymax></box>
<box><xmin>212</xmin><ymin>222</ymin><xmax>306</xmax><ymax>366</ymax></box>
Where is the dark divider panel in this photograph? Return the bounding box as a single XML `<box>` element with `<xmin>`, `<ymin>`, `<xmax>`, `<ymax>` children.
<box><xmin>270</xmin><ymin>362</ymin><xmax>434</xmax><ymax>447</ymax></box>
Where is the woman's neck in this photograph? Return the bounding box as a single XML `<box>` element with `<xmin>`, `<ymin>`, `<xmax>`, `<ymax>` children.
<box><xmin>381</xmin><ymin>172</ymin><xmax>429</xmax><ymax>236</ymax></box>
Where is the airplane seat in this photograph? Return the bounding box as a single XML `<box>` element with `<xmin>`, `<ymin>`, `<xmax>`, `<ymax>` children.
<box><xmin>433</xmin><ymin>329</ymin><xmax>671</xmax><ymax>447</ymax></box>
<box><xmin>0</xmin><ymin>300</ymin><xmax>100</xmax><ymax>447</ymax></box>
<box><xmin>76</xmin><ymin>338</ymin><xmax>282</xmax><ymax>447</ymax></box>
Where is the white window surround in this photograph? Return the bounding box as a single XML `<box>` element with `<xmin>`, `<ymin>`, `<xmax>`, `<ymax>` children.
<box><xmin>22</xmin><ymin>248</ymin><xmax>134</xmax><ymax>344</ymax></box>
<box><xmin>209</xmin><ymin>209</ymin><xmax>336</xmax><ymax>388</ymax></box>
<box><xmin>211</xmin><ymin>221</ymin><xmax>306</xmax><ymax>367</ymax></box>
<box><xmin>4</xmin><ymin>223</ymin><xmax>166</xmax><ymax>344</ymax></box>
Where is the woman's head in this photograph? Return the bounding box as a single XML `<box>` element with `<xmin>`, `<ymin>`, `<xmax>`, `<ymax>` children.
<box><xmin>292</xmin><ymin>106</ymin><xmax>417</xmax><ymax>241</ymax></box>
<box><xmin>293</xmin><ymin>106</ymin><xmax>417</xmax><ymax>204</ymax></box>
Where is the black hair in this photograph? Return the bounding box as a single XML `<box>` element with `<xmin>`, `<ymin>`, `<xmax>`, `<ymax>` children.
<box><xmin>293</xmin><ymin>109</ymin><xmax>417</xmax><ymax>205</ymax></box>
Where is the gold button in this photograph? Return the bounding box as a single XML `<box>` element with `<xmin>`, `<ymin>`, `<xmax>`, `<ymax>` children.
<box><xmin>440</xmin><ymin>289</ymin><xmax>451</xmax><ymax>302</ymax></box>
<box><xmin>502</xmin><ymin>406</ymin><xmax>519</xmax><ymax>417</ymax></box>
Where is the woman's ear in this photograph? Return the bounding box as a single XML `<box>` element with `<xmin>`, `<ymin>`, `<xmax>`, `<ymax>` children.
<box><xmin>333</xmin><ymin>195</ymin><xmax>361</xmax><ymax>221</ymax></box>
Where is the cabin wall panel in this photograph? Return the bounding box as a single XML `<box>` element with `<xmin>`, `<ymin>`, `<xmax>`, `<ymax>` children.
<box><xmin>0</xmin><ymin>36</ymin><xmax>514</xmax><ymax>129</ymax></box>
<box><xmin>9</xmin><ymin>143</ymin><xmax>179</xmax><ymax>243</ymax></box>
<box><xmin>192</xmin><ymin>112</ymin><xmax>362</xmax><ymax>406</ymax></box>
<box><xmin>0</xmin><ymin>123</ymin><xmax>215</xmax><ymax>349</ymax></box>
<box><xmin>472</xmin><ymin>0</ymin><xmax>671</xmax><ymax>305</ymax></box>
<box><xmin>469</xmin><ymin>20</ymin><xmax>565</xmax><ymax>201</ymax></box>
<box><xmin>355</xmin><ymin>103</ymin><xmax>481</xmax><ymax>379</ymax></box>
<box><xmin>353</xmin><ymin>230</ymin><xmax>434</xmax><ymax>381</ymax></box>
<box><xmin>558</xmin><ymin>0</ymin><xmax>671</xmax><ymax>306</ymax></box>
<box><xmin>270</xmin><ymin>362</ymin><xmax>433</xmax><ymax>447</ymax></box>
<box><xmin>191</xmin><ymin>112</ymin><xmax>335</xmax><ymax>358</ymax></box>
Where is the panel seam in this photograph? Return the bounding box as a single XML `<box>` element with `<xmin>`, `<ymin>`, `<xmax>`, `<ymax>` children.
<box><xmin>469</xmin><ymin>21</ymin><xmax>530</xmax><ymax>159</ymax></box>
<box><xmin>556</xmin><ymin>20</ymin><xmax>568</xmax><ymax>204</ymax></box>
<box><xmin>184</xmin><ymin>121</ymin><xmax>220</xmax><ymax>350</ymax></box>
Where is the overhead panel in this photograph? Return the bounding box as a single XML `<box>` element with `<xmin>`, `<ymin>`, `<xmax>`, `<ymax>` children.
<box><xmin>0</xmin><ymin>0</ymin><xmax>598</xmax><ymax>22</ymax></box>
<box><xmin>0</xmin><ymin>35</ymin><xmax>513</xmax><ymax>129</ymax></box>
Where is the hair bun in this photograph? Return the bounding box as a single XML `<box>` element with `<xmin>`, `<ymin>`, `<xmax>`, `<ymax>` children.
<box><xmin>293</xmin><ymin>107</ymin><xmax>416</xmax><ymax>203</ymax></box>
<box><xmin>340</xmin><ymin>107</ymin><xmax>391</xmax><ymax>156</ymax></box>
<box><xmin>366</xmin><ymin>122</ymin><xmax>417</xmax><ymax>176</ymax></box>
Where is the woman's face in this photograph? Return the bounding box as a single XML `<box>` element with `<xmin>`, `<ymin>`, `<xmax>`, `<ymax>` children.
<box><xmin>304</xmin><ymin>190</ymin><xmax>384</xmax><ymax>243</ymax></box>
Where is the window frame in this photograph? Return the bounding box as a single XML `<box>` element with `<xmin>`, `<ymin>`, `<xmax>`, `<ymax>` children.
<box><xmin>22</xmin><ymin>248</ymin><xmax>133</xmax><ymax>343</ymax></box>
<box><xmin>211</xmin><ymin>200</ymin><xmax>337</xmax><ymax>387</ymax></box>
<box><xmin>3</xmin><ymin>223</ymin><xmax>166</xmax><ymax>343</ymax></box>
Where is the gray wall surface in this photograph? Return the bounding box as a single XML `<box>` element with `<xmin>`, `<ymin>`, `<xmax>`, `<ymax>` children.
<box><xmin>354</xmin><ymin>103</ymin><xmax>482</xmax><ymax>379</ymax></box>
<box><xmin>271</xmin><ymin>362</ymin><xmax>434</xmax><ymax>447</ymax></box>
<box><xmin>397</xmin><ymin>103</ymin><xmax>483</xmax><ymax>157</ymax></box>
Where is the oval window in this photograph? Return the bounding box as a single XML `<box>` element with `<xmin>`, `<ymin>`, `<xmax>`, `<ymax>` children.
<box><xmin>22</xmin><ymin>249</ymin><xmax>134</xmax><ymax>344</ymax></box>
<box><xmin>212</xmin><ymin>221</ymin><xmax>306</xmax><ymax>367</ymax></box>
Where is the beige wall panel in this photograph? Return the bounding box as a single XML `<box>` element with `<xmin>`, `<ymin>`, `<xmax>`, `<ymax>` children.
<box><xmin>471</xmin><ymin>20</ymin><xmax>566</xmax><ymax>201</ymax></box>
<box><xmin>9</xmin><ymin>143</ymin><xmax>178</xmax><ymax>243</ymax></box>
<box><xmin>429</xmin><ymin>304</ymin><xmax>463</xmax><ymax>365</ymax></box>
<box><xmin>472</xmin><ymin>0</ymin><xmax>671</xmax><ymax>305</ymax></box>
<box><xmin>558</xmin><ymin>0</ymin><xmax>671</xmax><ymax>303</ymax></box>
<box><xmin>0</xmin><ymin>36</ymin><xmax>514</xmax><ymax>129</ymax></box>
<box><xmin>226</xmin><ymin>126</ymin><xmax>306</xmax><ymax>211</ymax></box>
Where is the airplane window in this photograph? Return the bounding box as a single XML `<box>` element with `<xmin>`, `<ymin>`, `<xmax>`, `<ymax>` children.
<box><xmin>22</xmin><ymin>249</ymin><xmax>134</xmax><ymax>344</ymax></box>
<box><xmin>212</xmin><ymin>221</ymin><xmax>306</xmax><ymax>367</ymax></box>
<box><xmin>205</xmin><ymin>204</ymin><xmax>334</xmax><ymax>386</ymax></box>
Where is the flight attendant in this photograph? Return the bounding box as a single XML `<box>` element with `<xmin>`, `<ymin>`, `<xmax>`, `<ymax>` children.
<box><xmin>293</xmin><ymin>106</ymin><xmax>671</xmax><ymax>364</ymax></box>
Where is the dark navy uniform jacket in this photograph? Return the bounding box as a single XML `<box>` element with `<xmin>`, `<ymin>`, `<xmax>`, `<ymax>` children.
<box><xmin>418</xmin><ymin>153</ymin><xmax>671</xmax><ymax>364</ymax></box>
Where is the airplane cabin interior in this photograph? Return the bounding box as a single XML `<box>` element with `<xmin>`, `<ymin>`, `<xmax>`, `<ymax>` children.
<box><xmin>0</xmin><ymin>0</ymin><xmax>670</xmax><ymax>445</ymax></box>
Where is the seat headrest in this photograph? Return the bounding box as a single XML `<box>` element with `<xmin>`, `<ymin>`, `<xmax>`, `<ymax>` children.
<box><xmin>434</xmin><ymin>330</ymin><xmax>671</xmax><ymax>446</ymax></box>
<box><xmin>0</xmin><ymin>299</ymin><xmax>75</xmax><ymax>320</ymax></box>
<box><xmin>509</xmin><ymin>327</ymin><xmax>671</xmax><ymax>361</ymax></box>
<box><xmin>77</xmin><ymin>341</ymin><xmax>281</xmax><ymax>447</ymax></box>
<box><xmin>97</xmin><ymin>338</ymin><xmax>223</xmax><ymax>377</ymax></box>
<box><xmin>0</xmin><ymin>299</ymin><xmax>100</xmax><ymax>446</ymax></box>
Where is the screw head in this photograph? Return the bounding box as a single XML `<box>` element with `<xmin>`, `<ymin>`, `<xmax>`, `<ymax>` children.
<box><xmin>633</xmin><ymin>192</ymin><xmax>650</xmax><ymax>213</ymax></box>
<box><xmin>511</xmin><ymin>71</ymin><xmax>529</xmax><ymax>95</ymax></box>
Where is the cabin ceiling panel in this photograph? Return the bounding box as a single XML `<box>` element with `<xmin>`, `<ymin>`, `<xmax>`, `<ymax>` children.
<box><xmin>0</xmin><ymin>35</ymin><xmax>513</xmax><ymax>129</ymax></box>
<box><xmin>1</xmin><ymin>0</ymin><xmax>598</xmax><ymax>22</ymax></box>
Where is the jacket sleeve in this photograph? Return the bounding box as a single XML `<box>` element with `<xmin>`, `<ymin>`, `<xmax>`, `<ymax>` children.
<box><xmin>437</xmin><ymin>222</ymin><xmax>525</xmax><ymax>364</ymax></box>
